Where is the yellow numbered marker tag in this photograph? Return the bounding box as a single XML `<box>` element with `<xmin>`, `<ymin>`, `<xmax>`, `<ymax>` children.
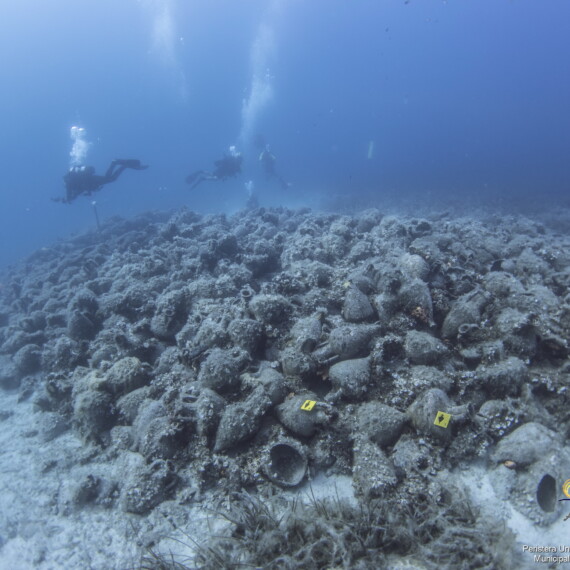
<box><xmin>300</xmin><ymin>400</ymin><xmax>317</xmax><ymax>411</ymax></box>
<box><xmin>434</xmin><ymin>411</ymin><xmax>451</xmax><ymax>428</ymax></box>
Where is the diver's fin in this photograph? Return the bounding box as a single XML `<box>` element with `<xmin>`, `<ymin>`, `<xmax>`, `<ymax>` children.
<box><xmin>115</xmin><ymin>159</ymin><xmax>148</xmax><ymax>170</ymax></box>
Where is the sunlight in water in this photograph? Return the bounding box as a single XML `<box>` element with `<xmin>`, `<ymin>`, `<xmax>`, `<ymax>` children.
<box><xmin>145</xmin><ymin>0</ymin><xmax>188</xmax><ymax>101</ymax></box>
<box><xmin>239</xmin><ymin>0</ymin><xmax>285</xmax><ymax>148</ymax></box>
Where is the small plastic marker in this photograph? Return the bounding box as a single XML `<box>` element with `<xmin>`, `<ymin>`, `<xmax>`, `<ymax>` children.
<box><xmin>434</xmin><ymin>411</ymin><xmax>451</xmax><ymax>428</ymax></box>
<box><xmin>301</xmin><ymin>400</ymin><xmax>317</xmax><ymax>411</ymax></box>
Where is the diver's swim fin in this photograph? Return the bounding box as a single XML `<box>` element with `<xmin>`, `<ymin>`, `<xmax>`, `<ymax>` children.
<box><xmin>115</xmin><ymin>159</ymin><xmax>149</xmax><ymax>170</ymax></box>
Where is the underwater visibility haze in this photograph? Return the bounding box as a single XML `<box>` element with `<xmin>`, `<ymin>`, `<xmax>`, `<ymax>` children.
<box><xmin>0</xmin><ymin>0</ymin><xmax>568</xmax><ymax>267</ymax></box>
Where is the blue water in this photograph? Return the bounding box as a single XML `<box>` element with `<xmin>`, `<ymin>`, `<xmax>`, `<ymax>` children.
<box><xmin>0</xmin><ymin>0</ymin><xmax>568</xmax><ymax>268</ymax></box>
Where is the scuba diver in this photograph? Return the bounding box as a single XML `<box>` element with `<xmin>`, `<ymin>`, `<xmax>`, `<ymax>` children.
<box><xmin>253</xmin><ymin>134</ymin><xmax>289</xmax><ymax>191</ymax></box>
<box><xmin>186</xmin><ymin>146</ymin><xmax>243</xmax><ymax>190</ymax></box>
<box><xmin>53</xmin><ymin>159</ymin><xmax>148</xmax><ymax>204</ymax></box>
<box><xmin>259</xmin><ymin>145</ymin><xmax>289</xmax><ymax>190</ymax></box>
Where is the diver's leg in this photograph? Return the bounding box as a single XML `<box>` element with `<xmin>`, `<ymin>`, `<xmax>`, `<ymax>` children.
<box><xmin>113</xmin><ymin>159</ymin><xmax>148</xmax><ymax>170</ymax></box>
<box><xmin>104</xmin><ymin>160</ymin><xmax>119</xmax><ymax>178</ymax></box>
<box><xmin>269</xmin><ymin>169</ymin><xmax>289</xmax><ymax>190</ymax></box>
<box><xmin>185</xmin><ymin>171</ymin><xmax>200</xmax><ymax>185</ymax></box>
<box><xmin>189</xmin><ymin>173</ymin><xmax>206</xmax><ymax>189</ymax></box>
<box><xmin>186</xmin><ymin>171</ymin><xmax>212</xmax><ymax>190</ymax></box>
<box><xmin>277</xmin><ymin>175</ymin><xmax>290</xmax><ymax>190</ymax></box>
<box><xmin>105</xmin><ymin>159</ymin><xmax>148</xmax><ymax>181</ymax></box>
<box><xmin>104</xmin><ymin>163</ymin><xmax>127</xmax><ymax>183</ymax></box>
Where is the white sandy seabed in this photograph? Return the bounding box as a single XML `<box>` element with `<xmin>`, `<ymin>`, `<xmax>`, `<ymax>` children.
<box><xmin>0</xmin><ymin>389</ymin><xmax>569</xmax><ymax>569</ymax></box>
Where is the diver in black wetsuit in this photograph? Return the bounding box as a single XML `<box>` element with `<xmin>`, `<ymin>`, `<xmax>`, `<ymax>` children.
<box><xmin>185</xmin><ymin>146</ymin><xmax>243</xmax><ymax>190</ymax></box>
<box><xmin>53</xmin><ymin>159</ymin><xmax>148</xmax><ymax>204</ymax></box>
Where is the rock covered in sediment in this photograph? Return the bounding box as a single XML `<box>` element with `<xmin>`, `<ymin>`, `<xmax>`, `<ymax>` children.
<box><xmin>357</xmin><ymin>401</ymin><xmax>406</xmax><ymax>448</ymax></box>
<box><xmin>0</xmin><ymin>355</ymin><xmax>18</xmax><ymax>389</ymax></box>
<box><xmin>491</xmin><ymin>422</ymin><xmax>559</xmax><ymax>467</ymax></box>
<box><xmin>352</xmin><ymin>436</ymin><xmax>398</xmax><ymax>498</ymax></box>
<box><xmin>280</xmin><ymin>346</ymin><xmax>316</xmax><ymax>380</ymax></box>
<box><xmin>72</xmin><ymin>385</ymin><xmax>116</xmax><ymax>444</ymax></box>
<box><xmin>398</xmin><ymin>253</ymin><xmax>429</xmax><ymax>280</ymax></box>
<box><xmin>407</xmin><ymin>388</ymin><xmax>452</xmax><ymax>443</ymax></box>
<box><xmin>474</xmin><ymin>356</ymin><xmax>528</xmax><ymax>397</ymax></box>
<box><xmin>249</xmin><ymin>294</ymin><xmax>292</xmax><ymax>325</ymax></box>
<box><xmin>138</xmin><ymin>415</ymin><xmax>181</xmax><ymax>461</ymax></box>
<box><xmin>228</xmin><ymin>318</ymin><xmax>264</xmax><ymax>354</ymax></box>
<box><xmin>320</xmin><ymin>323</ymin><xmax>380</xmax><ymax>361</ymax></box>
<box><xmin>150</xmin><ymin>288</ymin><xmax>191</xmax><ymax>340</ymax></box>
<box><xmin>13</xmin><ymin>343</ymin><xmax>42</xmax><ymax>375</ymax></box>
<box><xmin>276</xmin><ymin>393</ymin><xmax>330</xmax><ymax>437</ymax></box>
<box><xmin>103</xmin><ymin>356</ymin><xmax>151</xmax><ymax>396</ymax></box>
<box><xmin>116</xmin><ymin>386</ymin><xmax>151</xmax><ymax>425</ymax></box>
<box><xmin>342</xmin><ymin>286</ymin><xmax>375</xmax><ymax>322</ymax></box>
<box><xmin>197</xmin><ymin>348</ymin><xmax>247</xmax><ymax>394</ymax></box>
<box><xmin>195</xmin><ymin>388</ymin><xmax>227</xmax><ymax>438</ymax></box>
<box><xmin>214</xmin><ymin>386</ymin><xmax>272</xmax><ymax>452</ymax></box>
<box><xmin>406</xmin><ymin>365</ymin><xmax>453</xmax><ymax>393</ymax></box>
<box><xmin>396</xmin><ymin>278</ymin><xmax>433</xmax><ymax>322</ymax></box>
<box><xmin>256</xmin><ymin>366</ymin><xmax>287</xmax><ymax>406</ymax></box>
<box><xmin>67</xmin><ymin>288</ymin><xmax>100</xmax><ymax>341</ymax></box>
<box><xmin>120</xmin><ymin>457</ymin><xmax>177</xmax><ymax>515</ymax></box>
<box><xmin>327</xmin><ymin>357</ymin><xmax>371</xmax><ymax>401</ymax></box>
<box><xmin>289</xmin><ymin>315</ymin><xmax>323</xmax><ymax>352</ymax></box>
<box><xmin>442</xmin><ymin>289</ymin><xmax>489</xmax><ymax>339</ymax></box>
<box><xmin>67</xmin><ymin>310</ymin><xmax>98</xmax><ymax>341</ymax></box>
<box><xmin>404</xmin><ymin>330</ymin><xmax>448</xmax><ymax>365</ymax></box>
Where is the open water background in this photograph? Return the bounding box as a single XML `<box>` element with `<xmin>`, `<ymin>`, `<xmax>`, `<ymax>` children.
<box><xmin>0</xmin><ymin>0</ymin><xmax>568</xmax><ymax>268</ymax></box>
